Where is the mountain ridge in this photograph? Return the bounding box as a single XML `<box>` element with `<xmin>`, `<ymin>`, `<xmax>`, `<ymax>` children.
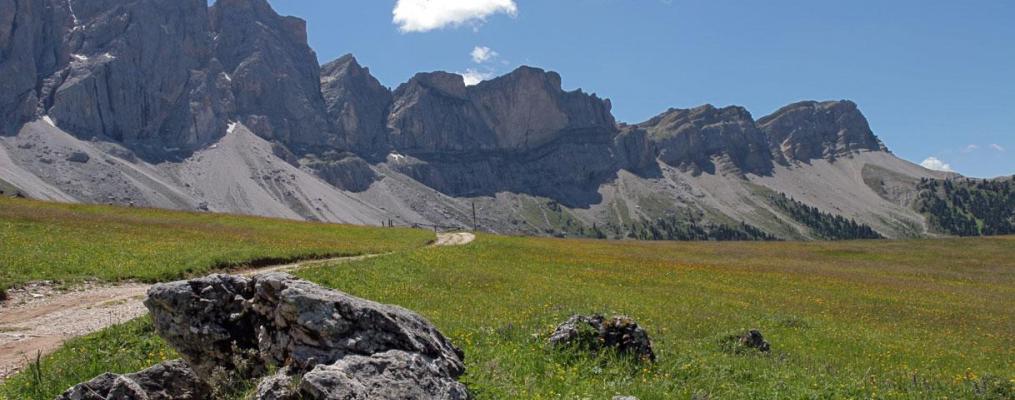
<box><xmin>0</xmin><ymin>0</ymin><xmax>980</xmax><ymax>240</ymax></box>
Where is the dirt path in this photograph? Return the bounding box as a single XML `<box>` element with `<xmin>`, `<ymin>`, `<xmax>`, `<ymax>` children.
<box><xmin>0</xmin><ymin>232</ymin><xmax>475</xmax><ymax>382</ymax></box>
<box><xmin>433</xmin><ymin>232</ymin><xmax>476</xmax><ymax>246</ymax></box>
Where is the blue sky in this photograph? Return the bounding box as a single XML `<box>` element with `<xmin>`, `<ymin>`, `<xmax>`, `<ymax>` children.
<box><xmin>261</xmin><ymin>0</ymin><xmax>1013</xmax><ymax>178</ymax></box>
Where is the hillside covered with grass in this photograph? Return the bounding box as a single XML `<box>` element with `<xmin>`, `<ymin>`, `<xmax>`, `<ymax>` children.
<box><xmin>0</xmin><ymin>197</ymin><xmax>433</xmax><ymax>295</ymax></box>
<box><xmin>3</xmin><ymin>227</ymin><xmax>1012</xmax><ymax>399</ymax></box>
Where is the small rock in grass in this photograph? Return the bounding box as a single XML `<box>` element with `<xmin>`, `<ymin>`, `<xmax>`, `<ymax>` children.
<box><xmin>549</xmin><ymin>314</ymin><xmax>656</xmax><ymax>362</ymax></box>
<box><xmin>613</xmin><ymin>396</ymin><xmax>639</xmax><ymax>400</ymax></box>
<box><xmin>723</xmin><ymin>329</ymin><xmax>771</xmax><ymax>353</ymax></box>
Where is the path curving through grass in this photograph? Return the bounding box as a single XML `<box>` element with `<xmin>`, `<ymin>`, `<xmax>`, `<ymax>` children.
<box><xmin>0</xmin><ymin>232</ymin><xmax>475</xmax><ymax>382</ymax></box>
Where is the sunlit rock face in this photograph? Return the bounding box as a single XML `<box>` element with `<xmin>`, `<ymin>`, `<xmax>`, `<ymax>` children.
<box><xmin>638</xmin><ymin>105</ymin><xmax>773</xmax><ymax>175</ymax></box>
<box><xmin>210</xmin><ymin>0</ymin><xmax>338</xmax><ymax>154</ymax></box>
<box><xmin>758</xmin><ymin>100</ymin><xmax>887</xmax><ymax>163</ymax></box>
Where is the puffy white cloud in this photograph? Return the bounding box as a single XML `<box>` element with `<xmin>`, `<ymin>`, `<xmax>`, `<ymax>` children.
<box><xmin>393</xmin><ymin>0</ymin><xmax>518</xmax><ymax>33</ymax></box>
<box><xmin>920</xmin><ymin>157</ymin><xmax>955</xmax><ymax>172</ymax></box>
<box><xmin>458</xmin><ymin>69</ymin><xmax>494</xmax><ymax>86</ymax></box>
<box><xmin>471</xmin><ymin>46</ymin><xmax>498</xmax><ymax>63</ymax></box>
<box><xmin>990</xmin><ymin>143</ymin><xmax>1006</xmax><ymax>152</ymax></box>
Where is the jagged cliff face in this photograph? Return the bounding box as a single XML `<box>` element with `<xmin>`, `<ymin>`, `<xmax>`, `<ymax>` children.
<box><xmin>50</xmin><ymin>0</ymin><xmax>231</xmax><ymax>155</ymax></box>
<box><xmin>211</xmin><ymin>0</ymin><xmax>336</xmax><ymax>154</ymax></box>
<box><xmin>758</xmin><ymin>100</ymin><xmax>887</xmax><ymax>163</ymax></box>
<box><xmin>0</xmin><ymin>0</ymin><xmax>234</xmax><ymax>155</ymax></box>
<box><xmin>388</xmin><ymin>72</ymin><xmax>496</xmax><ymax>153</ymax></box>
<box><xmin>375</xmin><ymin>66</ymin><xmax>627</xmax><ymax>206</ymax></box>
<box><xmin>0</xmin><ymin>0</ymin><xmax>334</xmax><ymax>158</ymax></box>
<box><xmin>638</xmin><ymin>105</ymin><xmax>772</xmax><ymax>175</ymax></box>
<box><xmin>321</xmin><ymin>55</ymin><xmax>392</xmax><ymax>157</ymax></box>
<box><xmin>0</xmin><ymin>0</ymin><xmax>71</xmax><ymax>136</ymax></box>
<box><xmin>386</xmin><ymin>66</ymin><xmax>616</xmax><ymax>154</ymax></box>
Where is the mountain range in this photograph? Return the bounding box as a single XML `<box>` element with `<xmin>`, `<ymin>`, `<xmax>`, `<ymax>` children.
<box><xmin>3</xmin><ymin>0</ymin><xmax>995</xmax><ymax>240</ymax></box>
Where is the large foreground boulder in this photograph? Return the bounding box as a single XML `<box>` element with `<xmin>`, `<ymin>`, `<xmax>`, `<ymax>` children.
<box><xmin>549</xmin><ymin>314</ymin><xmax>656</xmax><ymax>362</ymax></box>
<box><xmin>56</xmin><ymin>360</ymin><xmax>211</xmax><ymax>400</ymax></box>
<box><xmin>62</xmin><ymin>273</ymin><xmax>468</xmax><ymax>399</ymax></box>
<box><xmin>143</xmin><ymin>273</ymin><xmax>464</xmax><ymax>377</ymax></box>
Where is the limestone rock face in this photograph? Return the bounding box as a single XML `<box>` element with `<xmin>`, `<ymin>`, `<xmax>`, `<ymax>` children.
<box><xmin>388</xmin><ymin>72</ymin><xmax>497</xmax><ymax>153</ymax></box>
<box><xmin>469</xmin><ymin>66</ymin><xmax>616</xmax><ymax>151</ymax></box>
<box><xmin>388</xmin><ymin>66</ymin><xmax>616</xmax><ymax>154</ymax></box>
<box><xmin>46</xmin><ymin>0</ymin><xmax>231</xmax><ymax>156</ymax></box>
<box><xmin>210</xmin><ymin>0</ymin><xmax>336</xmax><ymax>154</ymax></box>
<box><xmin>55</xmin><ymin>360</ymin><xmax>212</xmax><ymax>400</ymax></box>
<box><xmin>0</xmin><ymin>0</ymin><xmax>71</xmax><ymax>136</ymax></box>
<box><xmin>614</xmin><ymin>126</ymin><xmax>657</xmax><ymax>174</ymax></box>
<box><xmin>758</xmin><ymin>100</ymin><xmax>887</xmax><ymax>163</ymax></box>
<box><xmin>638</xmin><ymin>105</ymin><xmax>773</xmax><ymax>175</ymax></box>
<box><xmin>321</xmin><ymin>54</ymin><xmax>393</xmax><ymax>157</ymax></box>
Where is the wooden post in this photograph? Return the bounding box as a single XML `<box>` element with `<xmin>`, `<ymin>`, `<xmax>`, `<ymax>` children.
<box><xmin>472</xmin><ymin>202</ymin><xmax>477</xmax><ymax>232</ymax></box>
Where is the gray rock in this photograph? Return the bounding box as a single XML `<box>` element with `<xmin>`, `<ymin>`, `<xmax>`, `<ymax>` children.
<box><xmin>388</xmin><ymin>66</ymin><xmax>616</xmax><ymax>154</ymax></box>
<box><xmin>549</xmin><ymin>314</ymin><xmax>656</xmax><ymax>362</ymax></box>
<box><xmin>637</xmin><ymin>105</ymin><xmax>773</xmax><ymax>175</ymax></box>
<box><xmin>66</xmin><ymin>151</ymin><xmax>90</xmax><ymax>163</ymax></box>
<box><xmin>0</xmin><ymin>0</ymin><xmax>71</xmax><ymax>136</ymax></box>
<box><xmin>300</xmin><ymin>350</ymin><xmax>469</xmax><ymax>400</ymax></box>
<box><xmin>210</xmin><ymin>0</ymin><xmax>337</xmax><ymax>154</ymax></box>
<box><xmin>55</xmin><ymin>360</ymin><xmax>211</xmax><ymax>400</ymax></box>
<box><xmin>304</xmin><ymin>154</ymin><xmax>378</xmax><ymax>192</ymax></box>
<box><xmin>388</xmin><ymin>71</ymin><xmax>496</xmax><ymax>153</ymax></box>
<box><xmin>143</xmin><ymin>273</ymin><xmax>465</xmax><ymax>377</ymax></box>
<box><xmin>271</xmin><ymin>142</ymin><xmax>301</xmax><ymax>168</ymax></box>
<box><xmin>614</xmin><ymin>126</ymin><xmax>657</xmax><ymax>174</ymax></box>
<box><xmin>723</xmin><ymin>329</ymin><xmax>771</xmax><ymax>353</ymax></box>
<box><xmin>758</xmin><ymin>100</ymin><xmax>887</xmax><ymax>163</ymax></box>
<box><xmin>613</xmin><ymin>397</ymin><xmax>639</xmax><ymax>400</ymax></box>
<box><xmin>46</xmin><ymin>0</ymin><xmax>231</xmax><ymax>154</ymax></box>
<box><xmin>321</xmin><ymin>54</ymin><xmax>393</xmax><ymax>157</ymax></box>
<box><xmin>255</xmin><ymin>369</ymin><xmax>299</xmax><ymax>400</ymax></box>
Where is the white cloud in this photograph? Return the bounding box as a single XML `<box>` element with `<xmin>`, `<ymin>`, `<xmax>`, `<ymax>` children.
<box><xmin>920</xmin><ymin>157</ymin><xmax>955</xmax><ymax>172</ymax></box>
<box><xmin>990</xmin><ymin>144</ymin><xmax>1006</xmax><ymax>152</ymax></box>
<box><xmin>471</xmin><ymin>46</ymin><xmax>498</xmax><ymax>63</ymax></box>
<box><xmin>393</xmin><ymin>0</ymin><xmax>518</xmax><ymax>33</ymax></box>
<box><xmin>459</xmin><ymin>69</ymin><xmax>494</xmax><ymax>86</ymax></box>
<box><xmin>962</xmin><ymin>144</ymin><xmax>979</xmax><ymax>153</ymax></box>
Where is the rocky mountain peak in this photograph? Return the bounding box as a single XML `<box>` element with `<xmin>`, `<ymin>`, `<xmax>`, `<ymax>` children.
<box><xmin>210</xmin><ymin>0</ymin><xmax>336</xmax><ymax>153</ymax></box>
<box><xmin>405</xmin><ymin>71</ymin><xmax>470</xmax><ymax>99</ymax></box>
<box><xmin>758</xmin><ymin>100</ymin><xmax>888</xmax><ymax>163</ymax></box>
<box><xmin>386</xmin><ymin>65</ymin><xmax>617</xmax><ymax>154</ymax></box>
<box><xmin>320</xmin><ymin>54</ymin><xmax>393</xmax><ymax>156</ymax></box>
<box><xmin>638</xmin><ymin>104</ymin><xmax>772</xmax><ymax>175</ymax></box>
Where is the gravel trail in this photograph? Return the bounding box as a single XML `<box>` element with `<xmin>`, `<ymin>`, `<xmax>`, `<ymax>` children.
<box><xmin>0</xmin><ymin>232</ymin><xmax>475</xmax><ymax>382</ymax></box>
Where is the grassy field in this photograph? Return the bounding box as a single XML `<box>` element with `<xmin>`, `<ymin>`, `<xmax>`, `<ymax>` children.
<box><xmin>294</xmin><ymin>235</ymin><xmax>1015</xmax><ymax>399</ymax></box>
<box><xmin>1</xmin><ymin>199</ymin><xmax>1013</xmax><ymax>399</ymax></box>
<box><xmin>0</xmin><ymin>197</ymin><xmax>433</xmax><ymax>295</ymax></box>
